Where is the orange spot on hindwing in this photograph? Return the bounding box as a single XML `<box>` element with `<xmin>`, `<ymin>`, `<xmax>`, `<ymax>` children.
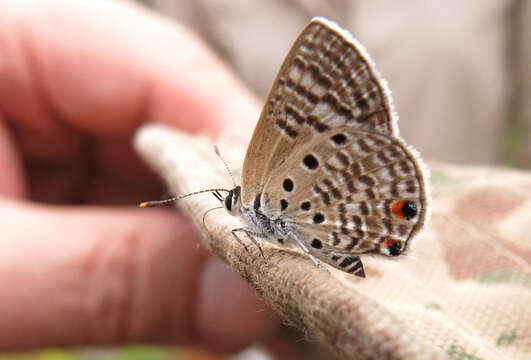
<box><xmin>383</xmin><ymin>238</ymin><xmax>402</xmax><ymax>256</ymax></box>
<box><xmin>391</xmin><ymin>200</ymin><xmax>417</xmax><ymax>220</ymax></box>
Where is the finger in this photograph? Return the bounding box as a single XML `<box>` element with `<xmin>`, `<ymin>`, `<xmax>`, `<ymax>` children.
<box><xmin>0</xmin><ymin>0</ymin><xmax>258</xmax><ymax>204</ymax></box>
<box><xmin>196</xmin><ymin>258</ymin><xmax>277</xmax><ymax>353</ymax></box>
<box><xmin>0</xmin><ymin>198</ymin><xmax>275</xmax><ymax>351</ymax></box>
<box><xmin>24</xmin><ymin>137</ymin><xmax>164</xmax><ymax>205</ymax></box>
<box><xmin>0</xmin><ymin>0</ymin><xmax>259</xmax><ymax>143</ymax></box>
<box><xmin>0</xmin><ymin>116</ymin><xmax>26</xmax><ymax>197</ymax></box>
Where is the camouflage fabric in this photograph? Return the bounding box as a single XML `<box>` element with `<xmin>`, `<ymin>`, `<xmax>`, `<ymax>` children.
<box><xmin>135</xmin><ymin>125</ymin><xmax>531</xmax><ymax>359</ymax></box>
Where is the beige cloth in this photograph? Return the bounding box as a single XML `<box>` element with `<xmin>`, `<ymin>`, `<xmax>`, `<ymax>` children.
<box><xmin>135</xmin><ymin>125</ymin><xmax>531</xmax><ymax>360</ymax></box>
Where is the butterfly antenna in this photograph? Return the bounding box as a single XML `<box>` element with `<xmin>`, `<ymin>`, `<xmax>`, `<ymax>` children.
<box><xmin>139</xmin><ymin>188</ymin><xmax>230</xmax><ymax>208</ymax></box>
<box><xmin>202</xmin><ymin>206</ymin><xmax>224</xmax><ymax>233</ymax></box>
<box><xmin>214</xmin><ymin>145</ymin><xmax>237</xmax><ymax>187</ymax></box>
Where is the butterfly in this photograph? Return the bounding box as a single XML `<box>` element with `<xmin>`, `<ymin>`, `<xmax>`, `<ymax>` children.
<box><xmin>142</xmin><ymin>17</ymin><xmax>430</xmax><ymax>278</ymax></box>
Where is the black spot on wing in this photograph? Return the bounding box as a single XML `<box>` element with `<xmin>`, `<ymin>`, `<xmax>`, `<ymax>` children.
<box><xmin>311</xmin><ymin>239</ymin><xmax>322</xmax><ymax>249</ymax></box>
<box><xmin>313</xmin><ymin>213</ymin><xmax>325</xmax><ymax>224</ymax></box>
<box><xmin>302</xmin><ymin>154</ymin><xmax>319</xmax><ymax>170</ymax></box>
<box><xmin>283</xmin><ymin>178</ymin><xmax>294</xmax><ymax>192</ymax></box>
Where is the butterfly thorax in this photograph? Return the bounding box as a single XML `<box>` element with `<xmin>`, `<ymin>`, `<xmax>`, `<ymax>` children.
<box><xmin>223</xmin><ymin>186</ymin><xmax>291</xmax><ymax>240</ymax></box>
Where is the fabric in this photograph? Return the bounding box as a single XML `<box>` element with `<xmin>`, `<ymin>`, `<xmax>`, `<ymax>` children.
<box><xmin>135</xmin><ymin>125</ymin><xmax>531</xmax><ymax>359</ymax></box>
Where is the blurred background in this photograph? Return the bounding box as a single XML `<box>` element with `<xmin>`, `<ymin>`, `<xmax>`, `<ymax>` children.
<box><xmin>8</xmin><ymin>0</ymin><xmax>530</xmax><ymax>359</ymax></box>
<box><xmin>142</xmin><ymin>0</ymin><xmax>531</xmax><ymax>169</ymax></box>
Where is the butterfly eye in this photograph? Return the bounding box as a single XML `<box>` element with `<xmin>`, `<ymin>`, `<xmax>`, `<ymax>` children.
<box><xmin>224</xmin><ymin>191</ymin><xmax>233</xmax><ymax>212</ymax></box>
<box><xmin>228</xmin><ymin>186</ymin><xmax>241</xmax><ymax>214</ymax></box>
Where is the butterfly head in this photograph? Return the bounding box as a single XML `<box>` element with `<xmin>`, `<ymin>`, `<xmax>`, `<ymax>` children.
<box><xmin>221</xmin><ymin>185</ymin><xmax>241</xmax><ymax>216</ymax></box>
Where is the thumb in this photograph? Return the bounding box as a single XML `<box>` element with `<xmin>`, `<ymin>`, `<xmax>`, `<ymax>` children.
<box><xmin>0</xmin><ymin>198</ymin><xmax>274</xmax><ymax>352</ymax></box>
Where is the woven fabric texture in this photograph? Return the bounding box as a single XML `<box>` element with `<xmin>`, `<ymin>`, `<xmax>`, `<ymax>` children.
<box><xmin>135</xmin><ymin>124</ymin><xmax>530</xmax><ymax>360</ymax></box>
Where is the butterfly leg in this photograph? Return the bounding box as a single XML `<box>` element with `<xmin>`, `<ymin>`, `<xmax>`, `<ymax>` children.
<box><xmin>231</xmin><ymin>228</ymin><xmax>269</xmax><ymax>270</ymax></box>
<box><xmin>290</xmin><ymin>234</ymin><xmax>329</xmax><ymax>273</ymax></box>
<box><xmin>231</xmin><ymin>228</ymin><xmax>251</xmax><ymax>254</ymax></box>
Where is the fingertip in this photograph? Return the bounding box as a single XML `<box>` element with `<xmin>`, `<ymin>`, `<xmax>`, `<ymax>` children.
<box><xmin>195</xmin><ymin>257</ymin><xmax>277</xmax><ymax>353</ymax></box>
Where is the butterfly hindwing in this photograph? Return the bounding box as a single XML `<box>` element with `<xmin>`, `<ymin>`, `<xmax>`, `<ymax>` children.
<box><xmin>262</xmin><ymin>127</ymin><xmax>429</xmax><ymax>258</ymax></box>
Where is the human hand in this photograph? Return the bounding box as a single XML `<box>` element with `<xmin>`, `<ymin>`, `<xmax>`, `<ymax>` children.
<box><xmin>0</xmin><ymin>0</ymin><xmax>276</xmax><ymax>354</ymax></box>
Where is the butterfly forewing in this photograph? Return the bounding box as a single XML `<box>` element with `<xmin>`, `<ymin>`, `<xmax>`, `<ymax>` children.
<box><xmin>241</xmin><ymin>17</ymin><xmax>399</xmax><ymax>206</ymax></box>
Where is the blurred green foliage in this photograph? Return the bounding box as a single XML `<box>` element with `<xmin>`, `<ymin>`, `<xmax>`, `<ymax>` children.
<box><xmin>0</xmin><ymin>346</ymin><xmax>182</xmax><ymax>360</ymax></box>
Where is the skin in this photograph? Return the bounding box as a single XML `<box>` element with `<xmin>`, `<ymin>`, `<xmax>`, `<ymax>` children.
<box><xmin>0</xmin><ymin>0</ymin><xmax>283</xmax><ymax>354</ymax></box>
